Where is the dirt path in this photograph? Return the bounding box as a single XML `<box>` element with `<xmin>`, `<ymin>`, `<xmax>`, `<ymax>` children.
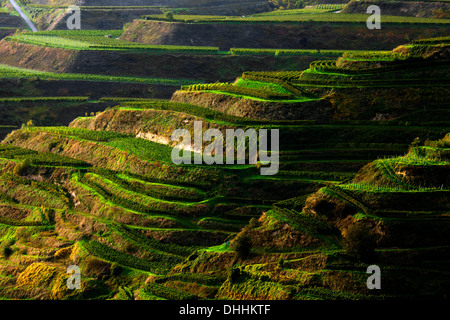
<box><xmin>46</xmin><ymin>9</ymin><xmax>68</xmax><ymax>31</ymax></box>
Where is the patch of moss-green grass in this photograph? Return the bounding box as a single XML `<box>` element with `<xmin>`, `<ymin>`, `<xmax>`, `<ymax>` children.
<box><xmin>103</xmin><ymin>137</ymin><xmax>174</xmax><ymax>163</ymax></box>
<box><xmin>234</xmin><ymin>78</ymin><xmax>294</xmax><ymax>95</ymax></box>
<box><xmin>195</xmin><ymin>90</ymin><xmax>317</xmax><ymax>103</ymax></box>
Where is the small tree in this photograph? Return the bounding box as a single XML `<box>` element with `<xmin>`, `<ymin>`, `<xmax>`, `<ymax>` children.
<box><xmin>249</xmin><ymin>217</ymin><xmax>259</xmax><ymax>229</ymax></box>
<box><xmin>343</xmin><ymin>223</ymin><xmax>377</xmax><ymax>262</ymax></box>
<box><xmin>164</xmin><ymin>11</ymin><xmax>174</xmax><ymax>20</ymax></box>
<box><xmin>110</xmin><ymin>263</ymin><xmax>123</xmax><ymax>277</ymax></box>
<box><xmin>123</xmin><ymin>22</ymin><xmax>131</xmax><ymax>31</ymax></box>
<box><xmin>277</xmin><ymin>257</ymin><xmax>285</xmax><ymax>269</ymax></box>
<box><xmin>1</xmin><ymin>244</ymin><xmax>13</xmax><ymax>259</ymax></box>
<box><xmin>13</xmin><ymin>158</ymin><xmax>31</xmax><ymax>176</ymax></box>
<box><xmin>21</xmin><ymin>120</ymin><xmax>34</xmax><ymax>130</ymax></box>
<box><xmin>230</xmin><ymin>235</ymin><xmax>252</xmax><ymax>259</ymax></box>
<box><xmin>227</xmin><ymin>265</ymin><xmax>241</xmax><ymax>283</ymax></box>
<box><xmin>411</xmin><ymin>137</ymin><xmax>422</xmax><ymax>148</ymax></box>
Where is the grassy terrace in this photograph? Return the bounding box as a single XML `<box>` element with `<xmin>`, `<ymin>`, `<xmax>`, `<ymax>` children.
<box><xmin>5</xmin><ymin>32</ymin><xmax>221</xmax><ymax>53</ymax></box>
<box><xmin>4</xmin><ymin>30</ymin><xmax>404</xmax><ymax>57</ymax></box>
<box><xmin>0</xmin><ymin>64</ymin><xmax>199</xmax><ymax>86</ymax></box>
<box><xmin>0</xmin><ymin>111</ymin><xmax>448</xmax><ymax>299</ymax></box>
<box><xmin>250</xmin><ymin>5</ymin><xmax>347</xmax><ymax>16</ymax></box>
<box><xmin>24</xmin><ymin>5</ymin><xmax>168</xmax><ymax>10</ymax></box>
<box><xmin>0</xmin><ymin>26</ymin><xmax>449</xmax><ymax>299</ymax></box>
<box><xmin>0</xmin><ymin>96</ymin><xmax>89</xmax><ymax>103</ymax></box>
<box><xmin>180</xmin><ymin>66</ymin><xmax>449</xmax><ymax>102</ymax></box>
<box><xmin>113</xmin><ymin>100</ymin><xmax>448</xmax><ymax>129</ymax></box>
<box><xmin>141</xmin><ymin>12</ymin><xmax>450</xmax><ymax>25</ymax></box>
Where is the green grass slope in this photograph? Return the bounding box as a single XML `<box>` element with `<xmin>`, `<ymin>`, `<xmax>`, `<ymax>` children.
<box><xmin>0</xmin><ymin>36</ymin><xmax>448</xmax><ymax>300</ymax></box>
<box><xmin>173</xmin><ymin>134</ymin><xmax>450</xmax><ymax>300</ymax></box>
<box><xmin>173</xmin><ymin>37</ymin><xmax>450</xmax><ymax>121</ymax></box>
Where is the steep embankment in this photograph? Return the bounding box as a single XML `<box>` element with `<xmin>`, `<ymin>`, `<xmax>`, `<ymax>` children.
<box><xmin>50</xmin><ymin>8</ymin><xmax>163</xmax><ymax>30</ymax></box>
<box><xmin>342</xmin><ymin>0</ymin><xmax>450</xmax><ymax>19</ymax></box>
<box><xmin>0</xmin><ymin>28</ymin><xmax>16</xmax><ymax>40</ymax></box>
<box><xmin>120</xmin><ymin>19</ymin><xmax>450</xmax><ymax>50</ymax></box>
<box><xmin>0</xmin><ymin>39</ymin><xmax>78</xmax><ymax>72</ymax></box>
<box><xmin>68</xmin><ymin>105</ymin><xmax>229</xmax><ymax>143</ymax></box>
<box><xmin>24</xmin><ymin>0</ymin><xmax>271</xmax><ymax>30</ymax></box>
<box><xmin>0</xmin><ymin>12</ymin><xmax>27</xmax><ymax>29</ymax></box>
<box><xmin>170</xmin><ymin>91</ymin><xmax>332</xmax><ymax>121</ymax></box>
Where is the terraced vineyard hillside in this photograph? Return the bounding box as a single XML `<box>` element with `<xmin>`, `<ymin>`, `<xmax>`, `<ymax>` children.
<box><xmin>342</xmin><ymin>0</ymin><xmax>450</xmax><ymax>18</ymax></box>
<box><xmin>174</xmin><ymin>37</ymin><xmax>450</xmax><ymax>121</ymax></box>
<box><xmin>3</xmin><ymin>0</ymin><xmax>271</xmax><ymax>30</ymax></box>
<box><xmin>0</xmin><ymin>37</ymin><xmax>448</xmax><ymax>300</ymax></box>
<box><xmin>0</xmin><ymin>29</ymin><xmax>361</xmax><ymax>82</ymax></box>
<box><xmin>122</xmin><ymin>9</ymin><xmax>450</xmax><ymax>50</ymax></box>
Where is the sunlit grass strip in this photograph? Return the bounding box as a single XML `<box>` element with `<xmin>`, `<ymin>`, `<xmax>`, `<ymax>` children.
<box><xmin>249</xmin><ymin>6</ymin><xmax>345</xmax><ymax>17</ymax></box>
<box><xmin>0</xmin><ymin>64</ymin><xmax>200</xmax><ymax>86</ymax></box>
<box><xmin>194</xmin><ymin>89</ymin><xmax>314</xmax><ymax>103</ymax></box>
<box><xmin>104</xmin><ymin>137</ymin><xmax>174</xmax><ymax>163</ymax></box>
<box><xmin>383</xmin><ymin>153</ymin><xmax>449</xmax><ymax>166</ymax></box>
<box><xmin>230</xmin><ymin>48</ymin><xmax>344</xmax><ymax>56</ymax></box>
<box><xmin>141</xmin><ymin>13</ymin><xmax>450</xmax><ymax>25</ymax></box>
<box><xmin>26</xmin><ymin>4</ymin><xmax>168</xmax><ymax>10</ymax></box>
<box><xmin>0</xmin><ymin>146</ymin><xmax>37</xmax><ymax>159</ymax></box>
<box><xmin>22</xmin><ymin>126</ymin><xmax>128</xmax><ymax>142</ymax></box>
<box><xmin>412</xmin><ymin>36</ymin><xmax>450</xmax><ymax>45</ymax></box>
<box><xmin>15</xmin><ymin>153</ymin><xmax>89</xmax><ymax>168</ymax></box>
<box><xmin>231</xmin><ymin>48</ymin><xmax>412</xmax><ymax>57</ymax></box>
<box><xmin>0</xmin><ymin>96</ymin><xmax>89</xmax><ymax>103</ymax></box>
<box><xmin>1</xmin><ymin>172</ymin><xmax>70</xmax><ymax>206</ymax></box>
<box><xmin>340</xmin><ymin>183</ymin><xmax>443</xmax><ymax>192</ymax></box>
<box><xmin>181</xmin><ymin>82</ymin><xmax>296</xmax><ymax>100</ymax></box>
<box><xmin>234</xmin><ymin>78</ymin><xmax>293</xmax><ymax>95</ymax></box>
<box><xmin>0</xmin><ymin>216</ymin><xmax>44</xmax><ymax>227</ymax></box>
<box><xmin>31</xmin><ymin>30</ymin><xmax>124</xmax><ymax>37</ymax></box>
<box><xmin>6</xmin><ymin>34</ymin><xmax>220</xmax><ymax>53</ymax></box>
